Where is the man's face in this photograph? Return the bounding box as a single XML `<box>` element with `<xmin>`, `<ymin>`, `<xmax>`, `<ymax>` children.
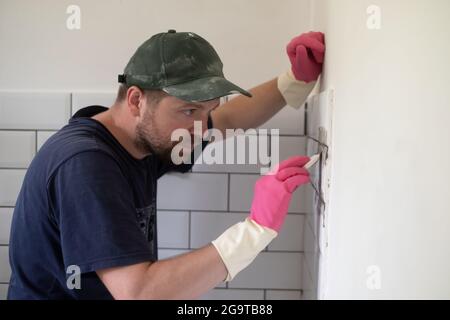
<box><xmin>134</xmin><ymin>94</ymin><xmax>220</xmax><ymax>163</ymax></box>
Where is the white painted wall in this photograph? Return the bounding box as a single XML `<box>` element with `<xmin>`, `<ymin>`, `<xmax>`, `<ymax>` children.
<box><xmin>0</xmin><ymin>0</ymin><xmax>309</xmax><ymax>91</ymax></box>
<box><xmin>311</xmin><ymin>0</ymin><xmax>450</xmax><ymax>299</ymax></box>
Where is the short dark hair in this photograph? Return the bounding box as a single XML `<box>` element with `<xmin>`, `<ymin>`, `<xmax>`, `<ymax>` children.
<box><xmin>115</xmin><ymin>84</ymin><xmax>166</xmax><ymax>106</ymax></box>
<box><xmin>116</xmin><ymin>84</ymin><xmax>129</xmax><ymax>102</ymax></box>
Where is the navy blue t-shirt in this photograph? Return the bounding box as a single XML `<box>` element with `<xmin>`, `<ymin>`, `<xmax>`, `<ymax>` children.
<box><xmin>7</xmin><ymin>105</ymin><xmax>212</xmax><ymax>300</ymax></box>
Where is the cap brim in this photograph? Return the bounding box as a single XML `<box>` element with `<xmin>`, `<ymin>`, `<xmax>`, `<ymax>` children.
<box><xmin>162</xmin><ymin>76</ymin><xmax>252</xmax><ymax>102</ymax></box>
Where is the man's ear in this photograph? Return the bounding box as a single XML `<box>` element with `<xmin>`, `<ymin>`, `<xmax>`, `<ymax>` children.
<box><xmin>126</xmin><ymin>86</ymin><xmax>145</xmax><ymax>117</ymax></box>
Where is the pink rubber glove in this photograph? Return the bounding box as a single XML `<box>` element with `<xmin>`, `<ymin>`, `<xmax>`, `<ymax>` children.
<box><xmin>287</xmin><ymin>31</ymin><xmax>325</xmax><ymax>83</ymax></box>
<box><xmin>249</xmin><ymin>156</ymin><xmax>310</xmax><ymax>232</ymax></box>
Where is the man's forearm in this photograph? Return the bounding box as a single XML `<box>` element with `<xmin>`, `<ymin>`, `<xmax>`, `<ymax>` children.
<box><xmin>97</xmin><ymin>244</ymin><xmax>227</xmax><ymax>299</ymax></box>
<box><xmin>138</xmin><ymin>244</ymin><xmax>227</xmax><ymax>299</ymax></box>
<box><xmin>216</xmin><ymin>78</ymin><xmax>286</xmax><ymax>131</ymax></box>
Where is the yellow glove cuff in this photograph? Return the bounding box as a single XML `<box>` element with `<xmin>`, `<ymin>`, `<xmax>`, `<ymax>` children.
<box><xmin>277</xmin><ymin>70</ymin><xmax>316</xmax><ymax>109</ymax></box>
<box><xmin>211</xmin><ymin>218</ymin><xmax>277</xmax><ymax>282</ymax></box>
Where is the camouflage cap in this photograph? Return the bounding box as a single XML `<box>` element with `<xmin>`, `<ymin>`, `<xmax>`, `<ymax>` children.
<box><xmin>118</xmin><ymin>30</ymin><xmax>252</xmax><ymax>102</ymax></box>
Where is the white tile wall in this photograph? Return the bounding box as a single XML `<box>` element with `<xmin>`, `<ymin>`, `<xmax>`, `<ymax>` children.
<box><xmin>302</xmin><ymin>257</ymin><xmax>314</xmax><ymax>292</ymax></box>
<box><xmin>71</xmin><ymin>92</ymin><xmax>115</xmax><ymax>115</ymax></box>
<box><xmin>0</xmin><ymin>90</ymin><xmax>311</xmax><ymax>300</ymax></box>
<box><xmin>0</xmin><ymin>170</ymin><xmax>26</xmax><ymax>206</ymax></box>
<box><xmin>303</xmin><ymin>183</ymin><xmax>316</xmax><ymax>216</ymax></box>
<box><xmin>228</xmin><ymin>174</ymin><xmax>259</xmax><ymax>212</ymax></box>
<box><xmin>190</xmin><ymin>212</ymin><xmax>246</xmax><ymax>248</ymax></box>
<box><xmin>37</xmin><ymin>131</ymin><xmax>56</xmax><ymax>151</ymax></box>
<box><xmin>259</xmin><ymin>105</ymin><xmax>306</xmax><ymax>135</ymax></box>
<box><xmin>200</xmin><ymin>288</ymin><xmax>264</xmax><ymax>300</ymax></box>
<box><xmin>278</xmin><ymin>136</ymin><xmax>307</xmax><ymax>162</ymax></box>
<box><xmin>0</xmin><ymin>92</ymin><xmax>70</xmax><ymax>130</ymax></box>
<box><xmin>0</xmin><ymin>131</ymin><xmax>35</xmax><ymax>168</ymax></box>
<box><xmin>0</xmin><ymin>284</ymin><xmax>8</xmax><ymax>300</ymax></box>
<box><xmin>0</xmin><ymin>208</ymin><xmax>13</xmax><ymax>245</ymax></box>
<box><xmin>192</xmin><ymin>133</ymin><xmax>269</xmax><ymax>174</ymax></box>
<box><xmin>229</xmin><ymin>174</ymin><xmax>307</xmax><ymax>213</ymax></box>
<box><xmin>268</xmin><ymin>215</ymin><xmax>304</xmax><ymax>252</ymax></box>
<box><xmin>0</xmin><ymin>246</ymin><xmax>11</xmax><ymax>283</ymax></box>
<box><xmin>301</xmin><ymin>247</ymin><xmax>318</xmax><ymax>300</ymax></box>
<box><xmin>191</xmin><ymin>212</ymin><xmax>304</xmax><ymax>252</ymax></box>
<box><xmin>266</xmin><ymin>290</ymin><xmax>302</xmax><ymax>300</ymax></box>
<box><xmin>302</xmin><ymin>216</ymin><xmax>319</xmax><ymax>295</ymax></box>
<box><xmin>157</xmin><ymin>173</ymin><xmax>228</xmax><ymax>211</ymax></box>
<box><xmin>229</xmin><ymin>252</ymin><xmax>303</xmax><ymax>289</ymax></box>
<box><xmin>157</xmin><ymin>211</ymin><xmax>189</xmax><ymax>249</ymax></box>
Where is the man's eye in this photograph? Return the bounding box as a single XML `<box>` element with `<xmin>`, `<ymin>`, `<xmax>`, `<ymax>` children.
<box><xmin>183</xmin><ymin>109</ymin><xmax>194</xmax><ymax>116</ymax></box>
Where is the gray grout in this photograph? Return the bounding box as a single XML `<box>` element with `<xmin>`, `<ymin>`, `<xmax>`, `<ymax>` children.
<box><xmin>69</xmin><ymin>93</ymin><xmax>73</xmax><ymax>116</ymax></box>
<box><xmin>227</xmin><ymin>173</ymin><xmax>230</xmax><ymax>212</ymax></box>
<box><xmin>188</xmin><ymin>211</ymin><xmax>191</xmax><ymax>249</ymax></box>
<box><xmin>34</xmin><ymin>130</ymin><xmax>38</xmax><ymax>154</ymax></box>
<box><xmin>0</xmin><ymin>128</ymin><xmax>59</xmax><ymax>132</ymax></box>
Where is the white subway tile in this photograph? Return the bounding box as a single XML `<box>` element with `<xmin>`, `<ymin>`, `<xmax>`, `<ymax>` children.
<box><xmin>301</xmin><ymin>289</ymin><xmax>317</xmax><ymax>300</ymax></box>
<box><xmin>301</xmin><ymin>258</ymin><xmax>314</xmax><ymax>292</ymax></box>
<box><xmin>229</xmin><ymin>174</ymin><xmax>306</xmax><ymax>213</ymax></box>
<box><xmin>157</xmin><ymin>173</ymin><xmax>228</xmax><ymax>211</ymax></box>
<box><xmin>0</xmin><ymin>131</ymin><xmax>35</xmax><ymax>168</ymax></box>
<box><xmin>229</xmin><ymin>174</ymin><xmax>259</xmax><ymax>212</ymax></box>
<box><xmin>0</xmin><ymin>283</ymin><xmax>8</xmax><ymax>300</ymax></box>
<box><xmin>190</xmin><ymin>212</ymin><xmax>246</xmax><ymax>248</ymax></box>
<box><xmin>0</xmin><ymin>246</ymin><xmax>11</xmax><ymax>282</ymax></box>
<box><xmin>306</xmin><ymin>139</ymin><xmax>320</xmax><ymax>158</ymax></box>
<box><xmin>268</xmin><ymin>215</ymin><xmax>304</xmax><ymax>252</ymax></box>
<box><xmin>302</xmin><ymin>251</ymin><xmax>318</xmax><ymax>299</ymax></box>
<box><xmin>157</xmin><ymin>249</ymin><xmax>190</xmax><ymax>260</ymax></box>
<box><xmin>192</xmin><ymin>133</ymin><xmax>270</xmax><ymax>174</ymax></box>
<box><xmin>259</xmin><ymin>105</ymin><xmax>305</xmax><ymax>135</ymax></box>
<box><xmin>229</xmin><ymin>252</ymin><xmax>303</xmax><ymax>289</ymax></box>
<box><xmin>0</xmin><ymin>170</ymin><xmax>26</xmax><ymax>206</ymax></box>
<box><xmin>304</xmin><ymin>184</ymin><xmax>320</xmax><ymax>243</ymax></box>
<box><xmin>278</xmin><ymin>136</ymin><xmax>307</xmax><ymax>161</ymax></box>
<box><xmin>266</xmin><ymin>290</ymin><xmax>302</xmax><ymax>300</ymax></box>
<box><xmin>0</xmin><ymin>92</ymin><xmax>70</xmax><ymax>129</ymax></box>
<box><xmin>71</xmin><ymin>92</ymin><xmax>115</xmax><ymax>115</ymax></box>
<box><xmin>37</xmin><ymin>131</ymin><xmax>56</xmax><ymax>151</ymax></box>
<box><xmin>303</xmin><ymin>183</ymin><xmax>315</xmax><ymax>216</ymax></box>
<box><xmin>269</xmin><ymin>137</ymin><xmax>310</xmax><ymax>212</ymax></box>
<box><xmin>0</xmin><ymin>208</ymin><xmax>13</xmax><ymax>245</ymax></box>
<box><xmin>157</xmin><ymin>211</ymin><xmax>189</xmax><ymax>249</ymax></box>
<box><xmin>309</xmin><ymin>258</ymin><xmax>319</xmax><ymax>297</ymax></box>
<box><xmin>200</xmin><ymin>289</ymin><xmax>264</xmax><ymax>300</ymax></box>
<box><xmin>303</xmin><ymin>221</ymin><xmax>319</xmax><ymax>280</ymax></box>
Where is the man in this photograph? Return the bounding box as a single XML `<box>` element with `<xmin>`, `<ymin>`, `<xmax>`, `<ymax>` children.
<box><xmin>8</xmin><ymin>30</ymin><xmax>325</xmax><ymax>299</ymax></box>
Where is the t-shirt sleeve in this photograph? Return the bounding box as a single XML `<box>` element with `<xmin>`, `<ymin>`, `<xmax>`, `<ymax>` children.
<box><xmin>156</xmin><ymin>114</ymin><xmax>214</xmax><ymax>178</ymax></box>
<box><xmin>48</xmin><ymin>150</ymin><xmax>154</xmax><ymax>274</ymax></box>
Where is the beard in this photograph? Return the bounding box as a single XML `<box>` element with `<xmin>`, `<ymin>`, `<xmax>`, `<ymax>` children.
<box><xmin>134</xmin><ymin>110</ymin><xmax>176</xmax><ymax>165</ymax></box>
